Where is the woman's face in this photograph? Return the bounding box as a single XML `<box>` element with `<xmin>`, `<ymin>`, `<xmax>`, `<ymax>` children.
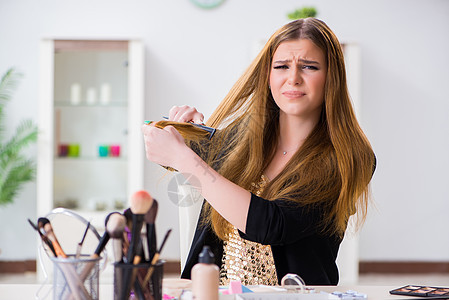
<box><xmin>269</xmin><ymin>38</ymin><xmax>327</xmax><ymax>122</ymax></box>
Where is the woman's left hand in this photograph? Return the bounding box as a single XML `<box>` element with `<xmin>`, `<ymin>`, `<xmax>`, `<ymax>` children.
<box><xmin>141</xmin><ymin>123</ymin><xmax>189</xmax><ymax>170</ymax></box>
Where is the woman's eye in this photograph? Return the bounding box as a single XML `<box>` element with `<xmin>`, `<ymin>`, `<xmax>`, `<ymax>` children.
<box><xmin>302</xmin><ymin>65</ymin><xmax>319</xmax><ymax>70</ymax></box>
<box><xmin>273</xmin><ymin>65</ymin><xmax>288</xmax><ymax>69</ymax></box>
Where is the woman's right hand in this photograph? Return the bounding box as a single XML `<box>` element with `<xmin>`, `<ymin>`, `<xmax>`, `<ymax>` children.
<box><xmin>168</xmin><ymin>105</ymin><xmax>204</xmax><ymax>124</ymax></box>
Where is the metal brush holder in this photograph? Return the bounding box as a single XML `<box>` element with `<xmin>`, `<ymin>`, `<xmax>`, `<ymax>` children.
<box><xmin>51</xmin><ymin>254</ymin><xmax>101</xmax><ymax>300</ymax></box>
<box><xmin>36</xmin><ymin>208</ymin><xmax>108</xmax><ymax>300</ymax></box>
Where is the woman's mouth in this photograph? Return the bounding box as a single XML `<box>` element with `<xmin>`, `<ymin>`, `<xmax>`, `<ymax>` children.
<box><xmin>282</xmin><ymin>91</ymin><xmax>306</xmax><ymax>99</ymax></box>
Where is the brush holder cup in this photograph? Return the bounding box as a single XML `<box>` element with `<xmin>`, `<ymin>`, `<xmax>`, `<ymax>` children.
<box><xmin>36</xmin><ymin>208</ymin><xmax>107</xmax><ymax>300</ymax></box>
<box><xmin>114</xmin><ymin>260</ymin><xmax>165</xmax><ymax>300</ymax></box>
<box><xmin>51</xmin><ymin>254</ymin><xmax>101</xmax><ymax>300</ymax></box>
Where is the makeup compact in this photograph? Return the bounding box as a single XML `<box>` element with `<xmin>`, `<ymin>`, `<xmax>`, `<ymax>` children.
<box><xmin>390</xmin><ymin>285</ymin><xmax>449</xmax><ymax>297</ymax></box>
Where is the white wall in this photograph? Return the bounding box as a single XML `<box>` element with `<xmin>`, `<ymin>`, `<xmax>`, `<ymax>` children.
<box><xmin>1</xmin><ymin>0</ymin><xmax>448</xmax><ymax>264</ymax></box>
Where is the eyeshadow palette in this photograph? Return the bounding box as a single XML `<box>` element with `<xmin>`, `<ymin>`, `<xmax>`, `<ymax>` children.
<box><xmin>390</xmin><ymin>285</ymin><xmax>449</xmax><ymax>297</ymax></box>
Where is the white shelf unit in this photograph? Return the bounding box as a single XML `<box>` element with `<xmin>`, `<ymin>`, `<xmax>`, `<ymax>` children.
<box><xmin>37</xmin><ymin>39</ymin><xmax>145</xmax><ymax>229</ymax></box>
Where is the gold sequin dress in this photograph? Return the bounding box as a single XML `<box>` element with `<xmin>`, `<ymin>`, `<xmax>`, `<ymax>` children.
<box><xmin>219</xmin><ymin>174</ymin><xmax>278</xmax><ymax>286</ymax></box>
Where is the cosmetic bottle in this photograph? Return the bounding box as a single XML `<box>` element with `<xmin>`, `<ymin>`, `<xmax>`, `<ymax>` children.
<box><xmin>191</xmin><ymin>245</ymin><xmax>219</xmax><ymax>300</ymax></box>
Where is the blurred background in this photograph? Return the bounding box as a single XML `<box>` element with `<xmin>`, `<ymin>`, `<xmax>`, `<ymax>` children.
<box><xmin>0</xmin><ymin>0</ymin><xmax>448</xmax><ymax>285</ymax></box>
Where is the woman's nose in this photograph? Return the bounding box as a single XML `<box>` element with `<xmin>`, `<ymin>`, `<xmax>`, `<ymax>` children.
<box><xmin>287</xmin><ymin>69</ymin><xmax>302</xmax><ymax>85</ymax></box>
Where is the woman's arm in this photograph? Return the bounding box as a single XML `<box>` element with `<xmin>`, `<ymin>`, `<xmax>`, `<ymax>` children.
<box><xmin>241</xmin><ymin>193</ymin><xmax>327</xmax><ymax>245</ymax></box>
<box><xmin>142</xmin><ymin>123</ymin><xmax>251</xmax><ymax>232</ymax></box>
<box><xmin>142</xmin><ymin>123</ymin><xmax>332</xmax><ymax>244</ymax></box>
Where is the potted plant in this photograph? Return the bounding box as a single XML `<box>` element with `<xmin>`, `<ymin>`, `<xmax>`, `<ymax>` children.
<box><xmin>287</xmin><ymin>6</ymin><xmax>318</xmax><ymax>20</ymax></box>
<box><xmin>0</xmin><ymin>68</ymin><xmax>38</xmax><ymax>206</ymax></box>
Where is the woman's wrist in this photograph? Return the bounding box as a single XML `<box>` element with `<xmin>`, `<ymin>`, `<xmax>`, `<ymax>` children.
<box><xmin>173</xmin><ymin>145</ymin><xmax>198</xmax><ymax>174</ymax></box>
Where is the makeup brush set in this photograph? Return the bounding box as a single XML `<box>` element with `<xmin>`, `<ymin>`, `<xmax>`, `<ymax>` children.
<box><xmin>29</xmin><ymin>190</ymin><xmax>172</xmax><ymax>300</ymax></box>
<box><xmin>28</xmin><ymin>216</ymin><xmax>101</xmax><ymax>300</ymax></box>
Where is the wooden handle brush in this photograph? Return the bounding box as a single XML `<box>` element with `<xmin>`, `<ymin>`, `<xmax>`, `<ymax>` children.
<box><xmin>38</xmin><ymin>217</ymin><xmax>67</xmax><ymax>258</ymax></box>
<box><xmin>28</xmin><ymin>218</ymin><xmax>56</xmax><ymax>257</ymax></box>
<box><xmin>142</xmin><ymin>228</ymin><xmax>172</xmax><ymax>287</ymax></box>
<box><xmin>106</xmin><ymin>212</ymin><xmax>126</xmax><ymax>263</ymax></box>
<box><xmin>37</xmin><ymin>218</ymin><xmax>90</xmax><ymax>300</ymax></box>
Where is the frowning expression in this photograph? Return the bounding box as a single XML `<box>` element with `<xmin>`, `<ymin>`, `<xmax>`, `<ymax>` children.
<box><xmin>269</xmin><ymin>38</ymin><xmax>327</xmax><ymax>121</ymax></box>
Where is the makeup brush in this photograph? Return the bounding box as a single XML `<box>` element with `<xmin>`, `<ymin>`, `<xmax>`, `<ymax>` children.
<box><xmin>28</xmin><ymin>218</ymin><xmax>56</xmax><ymax>257</ymax></box>
<box><xmin>78</xmin><ymin>212</ymin><xmax>116</xmax><ymax>283</ymax></box>
<box><xmin>119</xmin><ymin>191</ymin><xmax>153</xmax><ymax>300</ymax></box>
<box><xmin>92</xmin><ymin>223</ymin><xmax>110</xmax><ymax>259</ymax></box>
<box><xmin>29</xmin><ymin>219</ymin><xmax>84</xmax><ymax>300</ymax></box>
<box><xmin>105</xmin><ymin>212</ymin><xmax>126</xmax><ymax>263</ymax></box>
<box><xmin>127</xmin><ymin>190</ymin><xmax>153</xmax><ymax>264</ymax></box>
<box><xmin>142</xmin><ymin>228</ymin><xmax>172</xmax><ymax>287</ymax></box>
<box><xmin>121</xmin><ymin>208</ymin><xmax>134</xmax><ymax>262</ymax></box>
<box><xmin>37</xmin><ymin>218</ymin><xmax>90</xmax><ymax>300</ymax></box>
<box><xmin>123</xmin><ymin>207</ymin><xmax>133</xmax><ymax>229</ymax></box>
<box><xmin>108</xmin><ymin>212</ymin><xmax>146</xmax><ymax>300</ymax></box>
<box><xmin>120</xmin><ymin>231</ymin><xmax>147</xmax><ymax>300</ymax></box>
<box><xmin>76</xmin><ymin>221</ymin><xmax>90</xmax><ymax>259</ymax></box>
<box><xmin>38</xmin><ymin>217</ymin><xmax>67</xmax><ymax>258</ymax></box>
<box><xmin>144</xmin><ymin>199</ymin><xmax>158</xmax><ymax>262</ymax></box>
<box><xmin>127</xmin><ymin>238</ymin><xmax>147</xmax><ymax>300</ymax></box>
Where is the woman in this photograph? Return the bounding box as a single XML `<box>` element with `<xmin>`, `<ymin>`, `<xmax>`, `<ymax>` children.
<box><xmin>142</xmin><ymin>17</ymin><xmax>375</xmax><ymax>285</ymax></box>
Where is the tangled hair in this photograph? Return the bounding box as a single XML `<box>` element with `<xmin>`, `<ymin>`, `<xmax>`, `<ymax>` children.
<box><xmin>157</xmin><ymin>18</ymin><xmax>375</xmax><ymax>240</ymax></box>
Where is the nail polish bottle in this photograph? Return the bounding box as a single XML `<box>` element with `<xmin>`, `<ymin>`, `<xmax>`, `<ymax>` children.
<box><xmin>191</xmin><ymin>245</ymin><xmax>219</xmax><ymax>300</ymax></box>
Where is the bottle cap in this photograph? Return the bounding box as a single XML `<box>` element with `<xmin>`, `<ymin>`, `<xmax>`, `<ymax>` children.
<box><xmin>198</xmin><ymin>245</ymin><xmax>214</xmax><ymax>264</ymax></box>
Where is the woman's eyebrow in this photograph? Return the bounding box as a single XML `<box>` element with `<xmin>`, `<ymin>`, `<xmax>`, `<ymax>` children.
<box><xmin>273</xmin><ymin>58</ymin><xmax>320</xmax><ymax>64</ymax></box>
<box><xmin>299</xmin><ymin>58</ymin><xmax>320</xmax><ymax>64</ymax></box>
<box><xmin>272</xmin><ymin>59</ymin><xmax>291</xmax><ymax>64</ymax></box>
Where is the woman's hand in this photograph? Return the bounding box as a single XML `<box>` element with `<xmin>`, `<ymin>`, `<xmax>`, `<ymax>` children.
<box><xmin>143</xmin><ymin>110</ymin><xmax>252</xmax><ymax>232</ymax></box>
<box><xmin>141</xmin><ymin>123</ymin><xmax>191</xmax><ymax>170</ymax></box>
<box><xmin>168</xmin><ymin>105</ymin><xmax>204</xmax><ymax>124</ymax></box>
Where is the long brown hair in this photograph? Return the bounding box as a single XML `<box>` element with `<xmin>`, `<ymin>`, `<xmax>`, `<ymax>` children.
<box><xmin>157</xmin><ymin>18</ymin><xmax>375</xmax><ymax>240</ymax></box>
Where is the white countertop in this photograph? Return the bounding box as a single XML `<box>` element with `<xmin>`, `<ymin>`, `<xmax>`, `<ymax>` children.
<box><xmin>0</xmin><ymin>280</ymin><xmax>417</xmax><ymax>300</ymax></box>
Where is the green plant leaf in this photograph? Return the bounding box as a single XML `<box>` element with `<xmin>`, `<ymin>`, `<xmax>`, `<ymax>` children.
<box><xmin>0</xmin><ymin>68</ymin><xmax>22</xmax><ymax>102</ymax></box>
<box><xmin>0</xmin><ymin>68</ymin><xmax>37</xmax><ymax>206</ymax></box>
<box><xmin>0</xmin><ymin>159</ymin><xmax>35</xmax><ymax>205</ymax></box>
<box><xmin>287</xmin><ymin>6</ymin><xmax>318</xmax><ymax>20</ymax></box>
<box><xmin>1</xmin><ymin>120</ymin><xmax>38</xmax><ymax>155</ymax></box>
<box><xmin>0</xmin><ymin>68</ymin><xmax>23</xmax><ymax>140</ymax></box>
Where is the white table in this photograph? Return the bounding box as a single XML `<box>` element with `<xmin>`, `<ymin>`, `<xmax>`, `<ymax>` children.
<box><xmin>0</xmin><ymin>281</ymin><xmax>418</xmax><ymax>300</ymax></box>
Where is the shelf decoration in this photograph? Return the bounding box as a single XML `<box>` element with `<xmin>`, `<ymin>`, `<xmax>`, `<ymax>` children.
<box><xmin>86</xmin><ymin>87</ymin><xmax>97</xmax><ymax>105</ymax></box>
<box><xmin>99</xmin><ymin>144</ymin><xmax>121</xmax><ymax>157</ymax></box>
<box><xmin>58</xmin><ymin>144</ymin><xmax>69</xmax><ymax>157</ymax></box>
<box><xmin>58</xmin><ymin>144</ymin><xmax>80</xmax><ymax>157</ymax></box>
<box><xmin>68</xmin><ymin>144</ymin><xmax>80</xmax><ymax>157</ymax></box>
<box><xmin>287</xmin><ymin>6</ymin><xmax>317</xmax><ymax>20</ymax></box>
<box><xmin>100</xmin><ymin>83</ymin><xmax>111</xmax><ymax>105</ymax></box>
<box><xmin>110</xmin><ymin>145</ymin><xmax>120</xmax><ymax>157</ymax></box>
<box><xmin>70</xmin><ymin>83</ymin><xmax>82</xmax><ymax>105</ymax></box>
<box><xmin>98</xmin><ymin>145</ymin><xmax>109</xmax><ymax>157</ymax></box>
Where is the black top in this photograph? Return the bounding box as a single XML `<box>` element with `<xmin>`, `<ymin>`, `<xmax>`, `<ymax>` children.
<box><xmin>180</xmin><ymin>131</ymin><xmax>350</xmax><ymax>285</ymax></box>
<box><xmin>180</xmin><ymin>192</ymin><xmax>342</xmax><ymax>285</ymax></box>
